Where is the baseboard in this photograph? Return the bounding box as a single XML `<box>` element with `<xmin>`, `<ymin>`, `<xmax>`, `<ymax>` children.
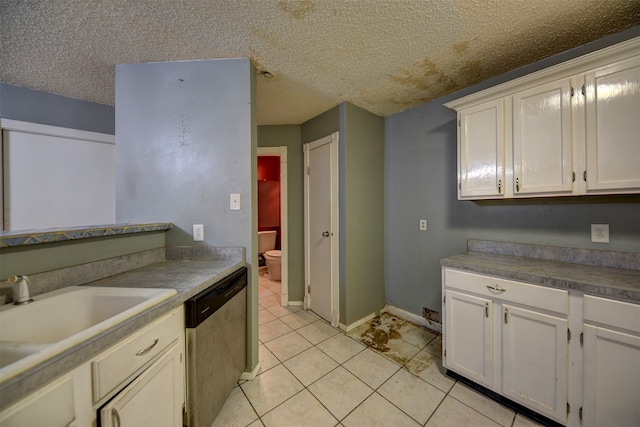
<box><xmin>240</xmin><ymin>362</ymin><xmax>262</xmax><ymax>381</ymax></box>
<box><xmin>383</xmin><ymin>304</ymin><xmax>442</xmax><ymax>334</ymax></box>
<box><xmin>287</xmin><ymin>300</ymin><xmax>303</xmax><ymax>306</ymax></box>
<box><xmin>339</xmin><ymin>310</ymin><xmax>380</xmax><ymax>333</ymax></box>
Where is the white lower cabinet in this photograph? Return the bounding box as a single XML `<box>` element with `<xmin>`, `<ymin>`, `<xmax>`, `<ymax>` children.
<box><xmin>444</xmin><ymin>268</ymin><xmax>640</xmax><ymax>426</ymax></box>
<box><xmin>502</xmin><ymin>304</ymin><xmax>568</xmax><ymax>421</ymax></box>
<box><xmin>0</xmin><ymin>306</ymin><xmax>185</xmax><ymax>427</ymax></box>
<box><xmin>443</xmin><ymin>268</ymin><xmax>570</xmax><ymax>424</ymax></box>
<box><xmin>582</xmin><ymin>295</ymin><xmax>640</xmax><ymax>427</ymax></box>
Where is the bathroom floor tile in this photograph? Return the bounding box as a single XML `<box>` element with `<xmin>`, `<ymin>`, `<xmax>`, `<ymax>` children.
<box><xmin>265</xmin><ymin>331</ymin><xmax>313</xmax><ymax>362</ymax></box>
<box><xmin>424</xmin><ymin>335</ymin><xmax>442</xmax><ymax>357</ymax></box>
<box><xmin>448</xmin><ymin>382</ymin><xmax>515</xmax><ymax>426</ymax></box>
<box><xmin>259</xmin><ymin>308</ymin><xmax>277</xmax><ymax>325</ymax></box>
<box><xmin>259</xmin><ymin>293</ymin><xmax>281</xmax><ymax>308</ymax></box>
<box><xmin>308</xmin><ymin>366</ymin><xmax>373</xmax><ymax>421</ymax></box>
<box><xmin>297</xmin><ymin>319</ymin><xmax>340</xmax><ymax>345</ymax></box>
<box><xmin>284</xmin><ymin>346</ymin><xmax>339</xmax><ymax>386</ymax></box>
<box><xmin>316</xmin><ymin>334</ymin><xmax>366</xmax><ymax>364</ymax></box>
<box><xmin>378</xmin><ymin>368</ymin><xmax>446</xmax><ymax>425</ymax></box>
<box><xmin>240</xmin><ymin>364</ymin><xmax>304</xmax><ymax>416</ymax></box>
<box><xmin>259</xmin><ymin>318</ymin><xmax>293</xmax><ymax>343</ymax></box>
<box><xmin>342</xmin><ymin>392</ymin><xmax>420</xmax><ymax>427</ymax></box>
<box><xmin>342</xmin><ymin>348</ymin><xmax>400</xmax><ymax>389</ymax></box>
<box><xmin>211</xmin><ymin>386</ymin><xmax>259</xmax><ymax>427</ymax></box>
<box><xmin>259</xmin><ymin>286</ymin><xmax>275</xmax><ymax>299</ymax></box>
<box><xmin>404</xmin><ymin>349</ymin><xmax>455</xmax><ymax>393</ymax></box>
<box><xmin>260</xmin><ymin>389</ymin><xmax>338</xmax><ymax>427</ymax></box>
<box><xmin>426</xmin><ymin>395</ymin><xmax>501</xmax><ymax>427</ymax></box>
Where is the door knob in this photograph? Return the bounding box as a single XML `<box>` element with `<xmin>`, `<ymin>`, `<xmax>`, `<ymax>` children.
<box><xmin>322</xmin><ymin>231</ymin><xmax>330</xmax><ymax>237</ymax></box>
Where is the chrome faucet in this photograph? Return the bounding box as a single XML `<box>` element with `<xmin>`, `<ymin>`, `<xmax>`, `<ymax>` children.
<box><xmin>8</xmin><ymin>275</ymin><xmax>34</xmax><ymax>305</ymax></box>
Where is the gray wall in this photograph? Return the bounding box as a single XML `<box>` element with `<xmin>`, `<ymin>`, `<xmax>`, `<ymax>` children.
<box><xmin>0</xmin><ymin>83</ymin><xmax>115</xmax><ymax>134</ymax></box>
<box><xmin>115</xmin><ymin>58</ymin><xmax>259</xmax><ymax>371</ymax></box>
<box><xmin>385</xmin><ymin>27</ymin><xmax>640</xmax><ymax>318</ymax></box>
<box><xmin>257</xmin><ymin>125</ymin><xmax>305</xmax><ymax>301</ymax></box>
<box><xmin>301</xmin><ymin>103</ymin><xmax>386</xmax><ymax>326</ymax></box>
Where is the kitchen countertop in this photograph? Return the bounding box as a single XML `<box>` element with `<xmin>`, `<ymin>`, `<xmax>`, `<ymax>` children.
<box><xmin>441</xmin><ymin>241</ymin><xmax>640</xmax><ymax>303</ymax></box>
<box><xmin>0</xmin><ymin>258</ymin><xmax>245</xmax><ymax>410</ymax></box>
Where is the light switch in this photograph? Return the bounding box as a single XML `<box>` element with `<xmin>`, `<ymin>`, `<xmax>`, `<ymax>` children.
<box><xmin>230</xmin><ymin>193</ymin><xmax>241</xmax><ymax>210</ymax></box>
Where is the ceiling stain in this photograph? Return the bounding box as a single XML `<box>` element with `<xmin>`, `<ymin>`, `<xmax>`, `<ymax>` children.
<box><xmin>277</xmin><ymin>0</ymin><xmax>317</xmax><ymax>20</ymax></box>
<box><xmin>251</xmin><ymin>28</ymin><xmax>281</xmax><ymax>49</ymax></box>
<box><xmin>390</xmin><ymin>57</ymin><xmax>460</xmax><ymax>95</ymax></box>
<box><xmin>459</xmin><ymin>60</ymin><xmax>483</xmax><ymax>80</ymax></box>
<box><xmin>452</xmin><ymin>40</ymin><xmax>470</xmax><ymax>54</ymax></box>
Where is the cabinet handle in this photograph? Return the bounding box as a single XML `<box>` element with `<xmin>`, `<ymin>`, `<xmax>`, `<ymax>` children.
<box><xmin>112</xmin><ymin>408</ymin><xmax>121</xmax><ymax>427</ymax></box>
<box><xmin>135</xmin><ymin>338</ymin><xmax>159</xmax><ymax>356</ymax></box>
<box><xmin>497</xmin><ymin>179</ymin><xmax>502</xmax><ymax>193</ymax></box>
<box><xmin>485</xmin><ymin>302</ymin><xmax>489</xmax><ymax>318</ymax></box>
<box><xmin>504</xmin><ymin>308</ymin><xmax>509</xmax><ymax>324</ymax></box>
<box><xmin>486</xmin><ymin>285</ymin><xmax>506</xmax><ymax>293</ymax></box>
<box><xmin>515</xmin><ymin>177</ymin><xmax>520</xmax><ymax>192</ymax></box>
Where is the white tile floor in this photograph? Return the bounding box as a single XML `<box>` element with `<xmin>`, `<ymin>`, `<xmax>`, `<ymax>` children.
<box><xmin>212</xmin><ymin>273</ymin><xmax>544</xmax><ymax>427</ymax></box>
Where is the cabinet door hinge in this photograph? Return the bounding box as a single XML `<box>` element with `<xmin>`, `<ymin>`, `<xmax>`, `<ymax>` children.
<box><xmin>580</xmin><ymin>332</ymin><xmax>584</xmax><ymax>347</ymax></box>
<box><xmin>570</xmin><ymin>87</ymin><xmax>575</xmax><ymax>97</ymax></box>
<box><xmin>583</xmin><ymin>170</ymin><xmax>587</xmax><ymax>182</ymax></box>
<box><xmin>444</xmin><ymin>349</ymin><xmax>446</xmax><ymax>357</ymax></box>
<box><xmin>443</xmin><ymin>296</ymin><xmax>446</xmax><ymax>303</ymax></box>
<box><xmin>581</xmin><ymin>85</ymin><xmax>586</xmax><ymax>96</ymax></box>
<box><xmin>307</xmin><ymin>166</ymin><xmax>311</xmax><ymax>175</ymax></box>
<box><xmin>568</xmin><ymin>328</ymin><xmax>571</xmax><ymax>341</ymax></box>
<box><xmin>458</xmin><ymin>182</ymin><xmax>461</xmax><ymax>191</ymax></box>
<box><xmin>307</xmin><ymin>285</ymin><xmax>310</xmax><ymax>293</ymax></box>
<box><xmin>572</xmin><ymin>171</ymin><xmax>576</xmax><ymax>182</ymax></box>
<box><xmin>567</xmin><ymin>402</ymin><xmax>571</xmax><ymax>415</ymax></box>
<box><xmin>579</xmin><ymin>406</ymin><xmax>583</xmax><ymax>421</ymax></box>
<box><xmin>504</xmin><ymin>308</ymin><xmax>509</xmax><ymax>324</ymax></box>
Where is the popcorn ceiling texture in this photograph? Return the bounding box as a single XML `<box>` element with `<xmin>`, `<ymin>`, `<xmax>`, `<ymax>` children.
<box><xmin>1</xmin><ymin>0</ymin><xmax>639</xmax><ymax>125</ymax></box>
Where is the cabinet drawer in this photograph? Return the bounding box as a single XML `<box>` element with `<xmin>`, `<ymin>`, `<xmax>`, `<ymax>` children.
<box><xmin>444</xmin><ymin>268</ymin><xmax>568</xmax><ymax>315</ymax></box>
<box><xmin>583</xmin><ymin>295</ymin><xmax>640</xmax><ymax>334</ymax></box>
<box><xmin>92</xmin><ymin>306</ymin><xmax>183</xmax><ymax>403</ymax></box>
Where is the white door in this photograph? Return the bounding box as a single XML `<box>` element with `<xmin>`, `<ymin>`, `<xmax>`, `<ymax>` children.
<box><xmin>582</xmin><ymin>325</ymin><xmax>640</xmax><ymax>427</ymax></box>
<box><xmin>502</xmin><ymin>305</ymin><xmax>568</xmax><ymax>423</ymax></box>
<box><xmin>443</xmin><ymin>290</ymin><xmax>494</xmax><ymax>388</ymax></box>
<box><xmin>512</xmin><ymin>78</ymin><xmax>574</xmax><ymax>196</ymax></box>
<box><xmin>585</xmin><ymin>55</ymin><xmax>640</xmax><ymax>193</ymax></box>
<box><xmin>458</xmin><ymin>99</ymin><xmax>506</xmax><ymax>199</ymax></box>
<box><xmin>304</xmin><ymin>133</ymin><xmax>339</xmax><ymax>325</ymax></box>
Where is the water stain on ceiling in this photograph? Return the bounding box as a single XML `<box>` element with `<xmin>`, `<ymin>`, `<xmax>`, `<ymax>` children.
<box><xmin>1</xmin><ymin>0</ymin><xmax>638</xmax><ymax>125</ymax></box>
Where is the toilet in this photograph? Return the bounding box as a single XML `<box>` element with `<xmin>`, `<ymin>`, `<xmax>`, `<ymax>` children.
<box><xmin>257</xmin><ymin>231</ymin><xmax>281</xmax><ymax>280</ymax></box>
<box><xmin>264</xmin><ymin>250</ymin><xmax>281</xmax><ymax>281</ymax></box>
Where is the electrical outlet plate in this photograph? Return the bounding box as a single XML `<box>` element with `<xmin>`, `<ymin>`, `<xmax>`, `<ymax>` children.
<box><xmin>591</xmin><ymin>224</ymin><xmax>609</xmax><ymax>243</ymax></box>
<box><xmin>193</xmin><ymin>224</ymin><xmax>204</xmax><ymax>241</ymax></box>
<box><xmin>419</xmin><ymin>219</ymin><xmax>427</xmax><ymax>231</ymax></box>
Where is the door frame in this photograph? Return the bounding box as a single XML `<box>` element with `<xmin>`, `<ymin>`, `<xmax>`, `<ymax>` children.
<box><xmin>303</xmin><ymin>132</ymin><xmax>340</xmax><ymax>327</ymax></box>
<box><xmin>257</xmin><ymin>146</ymin><xmax>288</xmax><ymax>306</ymax></box>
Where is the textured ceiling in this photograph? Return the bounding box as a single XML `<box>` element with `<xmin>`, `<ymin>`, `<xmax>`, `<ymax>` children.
<box><xmin>1</xmin><ymin>1</ymin><xmax>639</xmax><ymax>125</ymax></box>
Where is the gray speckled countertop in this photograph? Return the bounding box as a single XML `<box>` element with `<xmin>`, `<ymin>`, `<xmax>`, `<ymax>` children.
<box><xmin>0</xmin><ymin>259</ymin><xmax>244</xmax><ymax>410</ymax></box>
<box><xmin>441</xmin><ymin>241</ymin><xmax>640</xmax><ymax>303</ymax></box>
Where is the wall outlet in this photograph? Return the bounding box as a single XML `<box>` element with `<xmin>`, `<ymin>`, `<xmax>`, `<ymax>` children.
<box><xmin>591</xmin><ymin>224</ymin><xmax>609</xmax><ymax>243</ymax></box>
<box><xmin>230</xmin><ymin>193</ymin><xmax>241</xmax><ymax>210</ymax></box>
<box><xmin>193</xmin><ymin>224</ymin><xmax>204</xmax><ymax>241</ymax></box>
<box><xmin>419</xmin><ymin>219</ymin><xmax>427</xmax><ymax>231</ymax></box>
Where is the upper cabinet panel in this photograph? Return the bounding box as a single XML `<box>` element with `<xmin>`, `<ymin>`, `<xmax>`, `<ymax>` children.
<box><xmin>458</xmin><ymin>99</ymin><xmax>505</xmax><ymax>199</ymax></box>
<box><xmin>585</xmin><ymin>55</ymin><xmax>640</xmax><ymax>193</ymax></box>
<box><xmin>445</xmin><ymin>36</ymin><xmax>639</xmax><ymax>200</ymax></box>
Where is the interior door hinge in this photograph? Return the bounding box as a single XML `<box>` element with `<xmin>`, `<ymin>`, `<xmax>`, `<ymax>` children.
<box><xmin>568</xmin><ymin>328</ymin><xmax>571</xmax><ymax>342</ymax></box>
<box><xmin>444</xmin><ymin>349</ymin><xmax>446</xmax><ymax>357</ymax></box>
<box><xmin>307</xmin><ymin>166</ymin><xmax>310</xmax><ymax>175</ymax></box>
<box><xmin>567</xmin><ymin>402</ymin><xmax>571</xmax><ymax>415</ymax></box>
<box><xmin>307</xmin><ymin>285</ymin><xmax>310</xmax><ymax>293</ymax></box>
<box><xmin>443</xmin><ymin>296</ymin><xmax>446</xmax><ymax>303</ymax></box>
<box><xmin>579</xmin><ymin>407</ymin><xmax>583</xmax><ymax>421</ymax></box>
<box><xmin>580</xmin><ymin>332</ymin><xmax>584</xmax><ymax>347</ymax></box>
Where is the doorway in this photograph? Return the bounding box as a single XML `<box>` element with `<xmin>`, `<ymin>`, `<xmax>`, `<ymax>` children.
<box><xmin>257</xmin><ymin>147</ymin><xmax>288</xmax><ymax>305</ymax></box>
<box><xmin>304</xmin><ymin>132</ymin><xmax>339</xmax><ymax>327</ymax></box>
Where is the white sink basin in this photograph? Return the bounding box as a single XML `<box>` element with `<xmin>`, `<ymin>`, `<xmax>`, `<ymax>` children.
<box><xmin>0</xmin><ymin>286</ymin><xmax>177</xmax><ymax>382</ymax></box>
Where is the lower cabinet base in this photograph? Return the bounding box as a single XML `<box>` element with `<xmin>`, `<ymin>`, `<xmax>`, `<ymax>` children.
<box><xmin>446</xmin><ymin>370</ymin><xmax>564</xmax><ymax>427</ymax></box>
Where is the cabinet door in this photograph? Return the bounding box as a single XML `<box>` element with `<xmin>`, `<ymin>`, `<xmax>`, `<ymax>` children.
<box><xmin>444</xmin><ymin>290</ymin><xmax>494</xmax><ymax>388</ymax></box>
<box><xmin>582</xmin><ymin>325</ymin><xmax>640</xmax><ymax>427</ymax></box>
<box><xmin>502</xmin><ymin>305</ymin><xmax>568</xmax><ymax>423</ymax></box>
<box><xmin>584</xmin><ymin>55</ymin><xmax>640</xmax><ymax>193</ymax></box>
<box><xmin>512</xmin><ymin>79</ymin><xmax>574</xmax><ymax>196</ymax></box>
<box><xmin>100</xmin><ymin>342</ymin><xmax>184</xmax><ymax>427</ymax></box>
<box><xmin>458</xmin><ymin>99</ymin><xmax>505</xmax><ymax>199</ymax></box>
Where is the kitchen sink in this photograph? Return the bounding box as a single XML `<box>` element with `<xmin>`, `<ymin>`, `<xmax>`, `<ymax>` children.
<box><xmin>0</xmin><ymin>286</ymin><xmax>177</xmax><ymax>382</ymax></box>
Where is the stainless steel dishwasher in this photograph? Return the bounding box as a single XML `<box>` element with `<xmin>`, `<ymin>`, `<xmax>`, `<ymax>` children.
<box><xmin>184</xmin><ymin>266</ymin><xmax>247</xmax><ymax>427</ymax></box>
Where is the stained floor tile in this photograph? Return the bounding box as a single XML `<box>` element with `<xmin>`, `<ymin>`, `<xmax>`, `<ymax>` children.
<box><xmin>404</xmin><ymin>349</ymin><xmax>455</xmax><ymax>393</ymax></box>
<box><xmin>343</xmin><ymin>348</ymin><xmax>400</xmax><ymax>389</ymax></box>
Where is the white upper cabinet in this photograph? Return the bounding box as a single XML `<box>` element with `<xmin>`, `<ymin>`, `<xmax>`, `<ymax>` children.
<box><xmin>458</xmin><ymin>99</ymin><xmax>506</xmax><ymax>199</ymax></box>
<box><xmin>512</xmin><ymin>79</ymin><xmax>574</xmax><ymax>196</ymax></box>
<box><xmin>446</xmin><ymin>36</ymin><xmax>639</xmax><ymax>200</ymax></box>
<box><xmin>584</xmin><ymin>55</ymin><xmax>640</xmax><ymax>193</ymax></box>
